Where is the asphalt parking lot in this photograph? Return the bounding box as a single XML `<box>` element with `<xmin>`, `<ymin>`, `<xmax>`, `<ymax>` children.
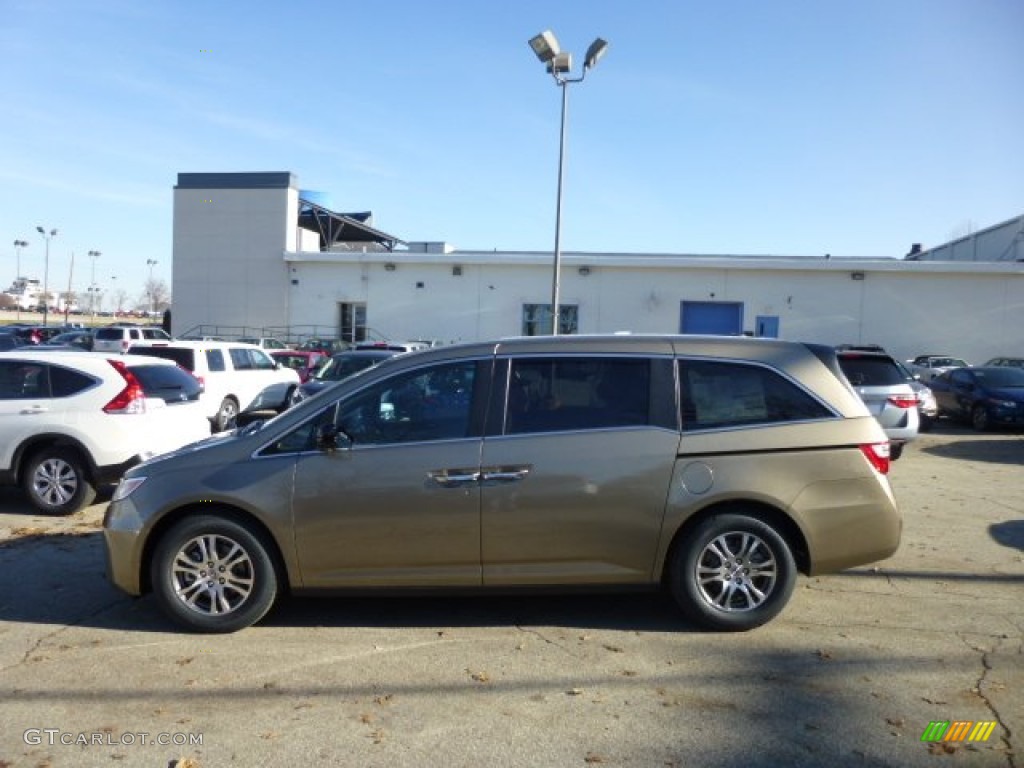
<box><xmin>0</xmin><ymin>424</ymin><xmax>1020</xmax><ymax>768</ymax></box>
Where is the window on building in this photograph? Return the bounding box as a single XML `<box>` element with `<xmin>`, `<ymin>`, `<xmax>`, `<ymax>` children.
<box><xmin>522</xmin><ymin>304</ymin><xmax>578</xmax><ymax>336</ymax></box>
<box><xmin>340</xmin><ymin>302</ymin><xmax>368</xmax><ymax>344</ymax></box>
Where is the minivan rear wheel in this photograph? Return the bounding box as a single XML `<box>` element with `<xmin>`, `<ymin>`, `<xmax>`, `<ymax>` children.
<box><xmin>150</xmin><ymin>515</ymin><xmax>279</xmax><ymax>633</ymax></box>
<box><xmin>669</xmin><ymin>513</ymin><xmax>796</xmax><ymax>632</ymax></box>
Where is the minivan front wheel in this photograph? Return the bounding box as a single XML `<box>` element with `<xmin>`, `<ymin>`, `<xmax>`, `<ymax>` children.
<box><xmin>669</xmin><ymin>513</ymin><xmax>796</xmax><ymax>632</ymax></box>
<box><xmin>151</xmin><ymin>515</ymin><xmax>279</xmax><ymax>633</ymax></box>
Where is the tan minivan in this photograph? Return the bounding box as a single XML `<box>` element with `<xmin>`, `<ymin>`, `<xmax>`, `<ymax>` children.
<box><xmin>104</xmin><ymin>335</ymin><xmax>901</xmax><ymax>633</ymax></box>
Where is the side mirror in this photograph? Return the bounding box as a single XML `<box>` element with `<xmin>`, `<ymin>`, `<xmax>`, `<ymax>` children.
<box><xmin>315</xmin><ymin>423</ymin><xmax>351</xmax><ymax>453</ymax></box>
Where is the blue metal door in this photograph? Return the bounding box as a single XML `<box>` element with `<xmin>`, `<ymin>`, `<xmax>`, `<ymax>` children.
<box><xmin>680</xmin><ymin>301</ymin><xmax>744</xmax><ymax>335</ymax></box>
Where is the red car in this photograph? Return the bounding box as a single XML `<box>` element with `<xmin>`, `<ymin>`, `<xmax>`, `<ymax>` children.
<box><xmin>269</xmin><ymin>349</ymin><xmax>326</xmax><ymax>383</ymax></box>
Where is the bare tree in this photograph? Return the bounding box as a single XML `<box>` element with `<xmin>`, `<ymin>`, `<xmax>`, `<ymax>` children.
<box><xmin>112</xmin><ymin>288</ymin><xmax>129</xmax><ymax>313</ymax></box>
<box><xmin>143</xmin><ymin>277</ymin><xmax>171</xmax><ymax>313</ymax></box>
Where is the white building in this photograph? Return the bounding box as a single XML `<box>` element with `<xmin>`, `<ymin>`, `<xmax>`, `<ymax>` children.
<box><xmin>172</xmin><ymin>172</ymin><xmax>1024</xmax><ymax>363</ymax></box>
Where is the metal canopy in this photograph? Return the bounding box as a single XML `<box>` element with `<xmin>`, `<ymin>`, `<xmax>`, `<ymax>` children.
<box><xmin>298</xmin><ymin>198</ymin><xmax>404</xmax><ymax>252</ymax></box>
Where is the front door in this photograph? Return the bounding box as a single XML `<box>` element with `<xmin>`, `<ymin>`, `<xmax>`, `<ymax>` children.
<box><xmin>291</xmin><ymin>358</ymin><xmax>485</xmax><ymax>588</ymax></box>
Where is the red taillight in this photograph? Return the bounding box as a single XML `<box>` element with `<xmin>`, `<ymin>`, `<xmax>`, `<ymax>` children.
<box><xmin>887</xmin><ymin>395</ymin><xmax>918</xmax><ymax>409</ymax></box>
<box><xmin>103</xmin><ymin>360</ymin><xmax>147</xmax><ymax>414</ymax></box>
<box><xmin>860</xmin><ymin>442</ymin><xmax>891</xmax><ymax>475</ymax></box>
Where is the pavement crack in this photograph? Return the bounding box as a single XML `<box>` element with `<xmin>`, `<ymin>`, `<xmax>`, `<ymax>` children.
<box><xmin>3</xmin><ymin>597</ymin><xmax>124</xmax><ymax>673</ymax></box>
<box><xmin>515</xmin><ymin>626</ymin><xmax>578</xmax><ymax>656</ymax></box>
<box><xmin>957</xmin><ymin>633</ymin><xmax>1016</xmax><ymax>768</ymax></box>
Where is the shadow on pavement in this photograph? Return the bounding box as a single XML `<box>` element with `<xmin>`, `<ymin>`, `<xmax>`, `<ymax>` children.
<box><xmin>919</xmin><ymin>437</ymin><xmax>1023</xmax><ymax>465</ymax></box>
<box><xmin>989</xmin><ymin>520</ymin><xmax>1024</xmax><ymax>552</ymax></box>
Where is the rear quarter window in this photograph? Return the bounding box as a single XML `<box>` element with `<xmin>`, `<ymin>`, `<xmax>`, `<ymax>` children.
<box><xmin>49</xmin><ymin>365</ymin><xmax>96</xmax><ymax>397</ymax></box>
<box><xmin>95</xmin><ymin>329</ymin><xmax>122</xmax><ymax>340</ymax></box>
<box><xmin>205</xmin><ymin>349</ymin><xmax>226</xmax><ymax>372</ymax></box>
<box><xmin>679</xmin><ymin>360</ymin><xmax>833</xmax><ymax>431</ymax></box>
<box><xmin>129</xmin><ymin>346</ymin><xmax>196</xmax><ymax>370</ymax></box>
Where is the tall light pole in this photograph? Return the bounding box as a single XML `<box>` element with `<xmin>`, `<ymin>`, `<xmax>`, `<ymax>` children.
<box><xmin>146</xmin><ymin>259</ymin><xmax>158</xmax><ymax>314</ymax></box>
<box><xmin>528</xmin><ymin>30</ymin><xmax>608</xmax><ymax>335</ymax></box>
<box><xmin>35</xmin><ymin>227</ymin><xmax>57</xmax><ymax>327</ymax></box>
<box><xmin>88</xmin><ymin>250</ymin><xmax>101</xmax><ymax>324</ymax></box>
<box><xmin>13</xmin><ymin>239</ymin><xmax>29</xmax><ymax>320</ymax></box>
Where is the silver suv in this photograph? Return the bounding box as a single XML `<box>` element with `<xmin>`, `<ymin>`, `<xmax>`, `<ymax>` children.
<box><xmin>104</xmin><ymin>335</ymin><xmax>901</xmax><ymax>633</ymax></box>
<box><xmin>836</xmin><ymin>351</ymin><xmax>919</xmax><ymax>459</ymax></box>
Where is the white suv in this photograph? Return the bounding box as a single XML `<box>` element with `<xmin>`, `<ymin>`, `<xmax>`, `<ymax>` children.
<box><xmin>93</xmin><ymin>325</ymin><xmax>172</xmax><ymax>353</ymax></box>
<box><xmin>127</xmin><ymin>341</ymin><xmax>301</xmax><ymax>431</ymax></box>
<box><xmin>0</xmin><ymin>350</ymin><xmax>211</xmax><ymax>514</ymax></box>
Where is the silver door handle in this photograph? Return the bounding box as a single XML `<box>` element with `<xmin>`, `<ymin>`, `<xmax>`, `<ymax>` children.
<box><xmin>427</xmin><ymin>469</ymin><xmax>481</xmax><ymax>488</ymax></box>
<box><xmin>481</xmin><ymin>465</ymin><xmax>532</xmax><ymax>483</ymax></box>
<box><xmin>21</xmin><ymin>406</ymin><xmax>49</xmax><ymax>414</ymax></box>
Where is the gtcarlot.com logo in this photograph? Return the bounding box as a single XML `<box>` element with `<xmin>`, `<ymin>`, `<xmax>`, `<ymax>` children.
<box><xmin>23</xmin><ymin>729</ymin><xmax>203</xmax><ymax>747</ymax></box>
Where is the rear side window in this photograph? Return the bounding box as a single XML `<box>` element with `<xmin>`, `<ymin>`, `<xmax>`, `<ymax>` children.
<box><xmin>679</xmin><ymin>360</ymin><xmax>832</xmax><ymax>431</ymax></box>
<box><xmin>205</xmin><ymin>349</ymin><xmax>226</xmax><ymax>372</ymax></box>
<box><xmin>0</xmin><ymin>363</ymin><xmax>93</xmax><ymax>399</ymax></box>
<box><xmin>128</xmin><ymin>364</ymin><xmax>202</xmax><ymax>403</ymax></box>
<box><xmin>0</xmin><ymin>362</ymin><xmax>49</xmax><ymax>399</ymax></box>
<box><xmin>838</xmin><ymin>356</ymin><xmax>905</xmax><ymax>386</ymax></box>
<box><xmin>141</xmin><ymin>328</ymin><xmax>170</xmax><ymax>340</ymax></box>
<box><xmin>506</xmin><ymin>357</ymin><xmax>652</xmax><ymax>434</ymax></box>
<box><xmin>95</xmin><ymin>328</ymin><xmax>122</xmax><ymax>340</ymax></box>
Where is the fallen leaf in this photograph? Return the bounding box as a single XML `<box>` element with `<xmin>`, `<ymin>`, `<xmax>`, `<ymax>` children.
<box><xmin>885</xmin><ymin>717</ymin><xmax>904</xmax><ymax>727</ymax></box>
<box><xmin>567</xmin><ymin>688</ymin><xmax>584</xmax><ymax>696</ymax></box>
<box><xmin>584</xmin><ymin>752</ymin><xmax>605</xmax><ymax>763</ymax></box>
<box><xmin>603</xmin><ymin>644</ymin><xmax>624</xmax><ymax>653</ymax></box>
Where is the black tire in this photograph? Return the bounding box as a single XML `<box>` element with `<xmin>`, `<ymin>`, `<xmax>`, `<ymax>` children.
<box><xmin>918</xmin><ymin>414</ymin><xmax>933</xmax><ymax>433</ymax></box>
<box><xmin>890</xmin><ymin>442</ymin><xmax>904</xmax><ymax>461</ymax></box>
<box><xmin>971</xmin><ymin>405</ymin><xmax>990</xmax><ymax>432</ymax></box>
<box><xmin>669</xmin><ymin>513</ymin><xmax>796</xmax><ymax>632</ymax></box>
<box><xmin>214</xmin><ymin>397</ymin><xmax>239</xmax><ymax>432</ymax></box>
<box><xmin>150</xmin><ymin>515</ymin><xmax>279</xmax><ymax>633</ymax></box>
<box><xmin>22</xmin><ymin>447</ymin><xmax>96</xmax><ymax>515</ymax></box>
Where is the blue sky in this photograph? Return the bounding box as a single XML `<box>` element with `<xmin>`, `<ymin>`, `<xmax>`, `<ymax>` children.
<box><xmin>2</xmin><ymin>0</ymin><xmax>1022</xmax><ymax>304</ymax></box>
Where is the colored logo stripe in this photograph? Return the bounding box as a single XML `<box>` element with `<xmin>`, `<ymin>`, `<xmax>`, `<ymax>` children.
<box><xmin>920</xmin><ymin>720</ymin><xmax>996</xmax><ymax>742</ymax></box>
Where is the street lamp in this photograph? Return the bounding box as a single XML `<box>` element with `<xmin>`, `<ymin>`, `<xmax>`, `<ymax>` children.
<box><xmin>35</xmin><ymin>226</ymin><xmax>58</xmax><ymax>326</ymax></box>
<box><xmin>88</xmin><ymin>250</ymin><xmax>101</xmax><ymax>323</ymax></box>
<box><xmin>528</xmin><ymin>30</ymin><xmax>609</xmax><ymax>335</ymax></box>
<box><xmin>146</xmin><ymin>259</ymin><xmax>158</xmax><ymax>314</ymax></box>
<box><xmin>12</xmin><ymin>239</ymin><xmax>29</xmax><ymax>320</ymax></box>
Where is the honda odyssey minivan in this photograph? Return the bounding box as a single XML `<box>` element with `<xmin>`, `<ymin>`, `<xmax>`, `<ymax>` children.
<box><xmin>104</xmin><ymin>335</ymin><xmax>902</xmax><ymax>633</ymax></box>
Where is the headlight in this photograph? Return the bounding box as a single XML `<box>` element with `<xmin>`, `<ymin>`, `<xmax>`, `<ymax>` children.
<box><xmin>112</xmin><ymin>476</ymin><xmax>147</xmax><ymax>502</ymax></box>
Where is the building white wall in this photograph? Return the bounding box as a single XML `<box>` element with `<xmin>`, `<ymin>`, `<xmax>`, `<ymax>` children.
<box><xmin>173</xmin><ymin>182</ymin><xmax>296</xmax><ymax>335</ymax></box>
<box><xmin>282</xmin><ymin>251</ymin><xmax>1023</xmax><ymax>363</ymax></box>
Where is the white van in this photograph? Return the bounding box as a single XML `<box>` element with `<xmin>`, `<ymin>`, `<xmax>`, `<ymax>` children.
<box><xmin>127</xmin><ymin>341</ymin><xmax>300</xmax><ymax>430</ymax></box>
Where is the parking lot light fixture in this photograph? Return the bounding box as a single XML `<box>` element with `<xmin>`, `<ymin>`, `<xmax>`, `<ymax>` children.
<box><xmin>527</xmin><ymin>30</ymin><xmax>609</xmax><ymax>335</ymax></box>
<box><xmin>13</xmin><ymin>239</ymin><xmax>29</xmax><ymax>320</ymax></box>
<box><xmin>35</xmin><ymin>227</ymin><xmax>57</xmax><ymax>327</ymax></box>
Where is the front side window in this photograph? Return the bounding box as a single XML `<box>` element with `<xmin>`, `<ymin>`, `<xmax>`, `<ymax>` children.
<box><xmin>679</xmin><ymin>360</ymin><xmax>832</xmax><ymax>431</ymax></box>
<box><xmin>335</xmin><ymin>361</ymin><xmax>477</xmax><ymax>445</ymax></box>
<box><xmin>250</xmin><ymin>350</ymin><xmax>276</xmax><ymax>370</ymax></box>
<box><xmin>522</xmin><ymin>304</ymin><xmax>578</xmax><ymax>336</ymax></box>
<box><xmin>229</xmin><ymin>348</ymin><xmax>253</xmax><ymax>371</ymax></box>
<box><xmin>506</xmin><ymin>357</ymin><xmax>651</xmax><ymax>435</ymax></box>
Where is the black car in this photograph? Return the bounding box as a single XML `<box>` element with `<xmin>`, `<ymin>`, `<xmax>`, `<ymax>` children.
<box><xmin>288</xmin><ymin>348</ymin><xmax>400</xmax><ymax>406</ymax></box>
<box><xmin>930</xmin><ymin>366</ymin><xmax>1024</xmax><ymax>431</ymax></box>
<box><xmin>0</xmin><ymin>331</ymin><xmax>25</xmax><ymax>351</ymax></box>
